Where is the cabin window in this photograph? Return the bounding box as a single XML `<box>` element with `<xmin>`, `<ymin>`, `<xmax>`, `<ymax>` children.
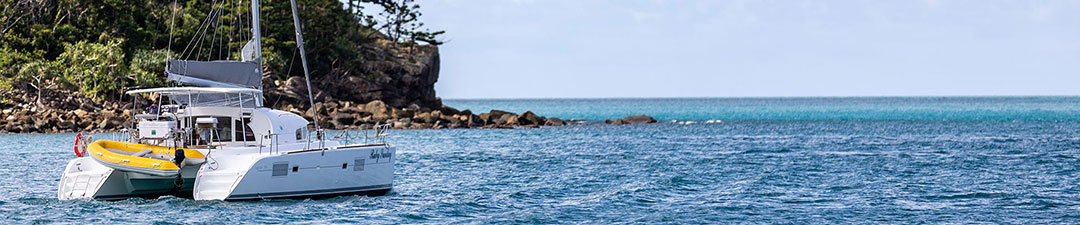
<box><xmin>213</xmin><ymin>117</ymin><xmax>233</xmax><ymax>142</ymax></box>
<box><xmin>234</xmin><ymin>118</ymin><xmax>256</xmax><ymax>142</ymax></box>
<box><xmin>272</xmin><ymin>163</ymin><xmax>288</xmax><ymax>176</ymax></box>
<box><xmin>296</xmin><ymin>128</ymin><xmax>304</xmax><ymax>140</ymax></box>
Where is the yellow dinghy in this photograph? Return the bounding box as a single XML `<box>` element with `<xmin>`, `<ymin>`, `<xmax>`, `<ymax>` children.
<box><xmin>87</xmin><ymin>140</ymin><xmax>206</xmax><ymax>177</ymax></box>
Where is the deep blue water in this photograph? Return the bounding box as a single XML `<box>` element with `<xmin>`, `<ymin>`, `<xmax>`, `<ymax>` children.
<box><xmin>4</xmin><ymin>97</ymin><xmax>1080</xmax><ymax>223</ymax></box>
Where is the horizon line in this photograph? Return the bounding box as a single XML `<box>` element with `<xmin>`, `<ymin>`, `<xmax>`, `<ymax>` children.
<box><xmin>440</xmin><ymin>94</ymin><xmax>1080</xmax><ymax>100</ymax></box>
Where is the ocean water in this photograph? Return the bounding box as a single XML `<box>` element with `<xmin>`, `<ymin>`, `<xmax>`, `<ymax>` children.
<box><xmin>4</xmin><ymin>97</ymin><xmax>1080</xmax><ymax>223</ymax></box>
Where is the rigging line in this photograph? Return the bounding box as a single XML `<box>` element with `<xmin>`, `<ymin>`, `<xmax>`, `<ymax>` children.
<box><xmin>218</xmin><ymin>1</ymin><xmax>226</xmax><ymax>60</ymax></box>
<box><xmin>178</xmin><ymin>9</ymin><xmax>212</xmax><ymax>60</ymax></box>
<box><xmin>234</xmin><ymin>2</ymin><xmax>241</xmax><ymax>61</ymax></box>
<box><xmin>177</xmin><ymin>4</ymin><xmax>214</xmax><ymax>60</ymax></box>
<box><xmin>193</xmin><ymin>0</ymin><xmax>221</xmax><ymax>61</ymax></box>
<box><xmin>179</xmin><ymin>0</ymin><xmax>220</xmax><ymax>60</ymax></box>
<box><xmin>233</xmin><ymin>0</ymin><xmax>242</xmax><ymax>60</ymax></box>
<box><xmin>271</xmin><ymin>49</ymin><xmax>298</xmax><ymax>109</ymax></box>
<box><xmin>211</xmin><ymin>0</ymin><xmax>228</xmax><ymax>60</ymax></box>
<box><xmin>167</xmin><ymin>0</ymin><xmax>177</xmax><ymax>66</ymax></box>
<box><xmin>209</xmin><ymin>3</ymin><xmax>218</xmax><ymax>61</ymax></box>
<box><xmin>237</xmin><ymin>0</ymin><xmax>247</xmax><ymax>52</ymax></box>
<box><xmin>195</xmin><ymin>0</ymin><xmax>224</xmax><ymax>61</ymax></box>
<box><xmin>203</xmin><ymin>8</ymin><xmax>215</xmax><ymax>61</ymax></box>
<box><xmin>208</xmin><ymin>1</ymin><xmax>224</xmax><ymax>61</ymax></box>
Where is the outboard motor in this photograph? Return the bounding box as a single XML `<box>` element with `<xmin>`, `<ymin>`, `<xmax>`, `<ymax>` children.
<box><xmin>173</xmin><ymin>149</ymin><xmax>186</xmax><ymax>167</ymax></box>
<box><xmin>171</xmin><ymin>148</ymin><xmax>187</xmax><ymax>193</ymax></box>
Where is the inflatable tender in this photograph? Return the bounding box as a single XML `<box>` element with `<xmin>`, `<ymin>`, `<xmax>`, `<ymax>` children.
<box><xmin>87</xmin><ymin>140</ymin><xmax>206</xmax><ymax>176</ymax></box>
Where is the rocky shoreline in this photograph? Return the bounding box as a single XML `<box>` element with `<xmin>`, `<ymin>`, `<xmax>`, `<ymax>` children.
<box><xmin>0</xmin><ymin>89</ymin><xmax>657</xmax><ymax>134</ymax></box>
<box><xmin>294</xmin><ymin>99</ymin><xmax>568</xmax><ymax>130</ymax></box>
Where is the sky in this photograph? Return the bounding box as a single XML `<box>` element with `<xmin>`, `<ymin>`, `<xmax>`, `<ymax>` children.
<box><xmin>415</xmin><ymin>0</ymin><xmax>1080</xmax><ymax>98</ymax></box>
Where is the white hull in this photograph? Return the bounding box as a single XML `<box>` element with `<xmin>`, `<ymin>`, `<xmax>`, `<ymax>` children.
<box><xmin>59</xmin><ymin>144</ymin><xmax>395</xmax><ymax>200</ymax></box>
<box><xmin>58</xmin><ymin>157</ymin><xmax>198</xmax><ymax>200</ymax></box>
<box><xmin>194</xmin><ymin>144</ymin><xmax>395</xmax><ymax>200</ymax></box>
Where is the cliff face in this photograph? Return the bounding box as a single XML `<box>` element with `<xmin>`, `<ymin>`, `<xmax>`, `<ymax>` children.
<box><xmin>265</xmin><ymin>42</ymin><xmax>441</xmax><ymax>111</ymax></box>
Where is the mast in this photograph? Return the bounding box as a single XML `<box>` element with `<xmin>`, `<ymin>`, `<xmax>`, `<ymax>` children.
<box><xmin>289</xmin><ymin>0</ymin><xmax>322</xmax><ymax>137</ymax></box>
<box><xmin>250</xmin><ymin>0</ymin><xmax>263</xmax><ymax>93</ymax></box>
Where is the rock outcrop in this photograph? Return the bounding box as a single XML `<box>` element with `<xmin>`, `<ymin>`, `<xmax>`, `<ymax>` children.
<box><xmin>605</xmin><ymin>115</ymin><xmax>657</xmax><ymax>125</ymax></box>
<box><xmin>0</xmin><ymin>88</ymin><xmax>663</xmax><ymax>133</ymax></box>
<box><xmin>297</xmin><ymin>100</ymin><xmax>567</xmax><ymax>130</ymax></box>
<box><xmin>264</xmin><ymin>43</ymin><xmax>442</xmax><ymax>110</ymax></box>
<box><xmin>0</xmin><ymin>89</ymin><xmax>134</xmax><ymax>133</ymax></box>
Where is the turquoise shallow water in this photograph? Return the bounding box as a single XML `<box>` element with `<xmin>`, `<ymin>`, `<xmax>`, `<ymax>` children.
<box><xmin>445</xmin><ymin>97</ymin><xmax>1080</xmax><ymax>121</ymax></box>
<box><xmin>4</xmin><ymin>97</ymin><xmax>1080</xmax><ymax>223</ymax></box>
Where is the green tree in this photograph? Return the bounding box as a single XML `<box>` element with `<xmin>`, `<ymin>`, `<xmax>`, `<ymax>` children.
<box><xmin>0</xmin><ymin>0</ymin><xmax>444</xmax><ymax>102</ymax></box>
<box><xmin>55</xmin><ymin>39</ymin><xmax>127</xmax><ymax>100</ymax></box>
<box><xmin>10</xmin><ymin>60</ymin><xmax>58</xmax><ymax>105</ymax></box>
<box><xmin>354</xmin><ymin>0</ymin><xmax>444</xmax><ymax>45</ymax></box>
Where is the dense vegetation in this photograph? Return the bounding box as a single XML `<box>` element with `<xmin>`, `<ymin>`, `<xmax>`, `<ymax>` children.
<box><xmin>0</xmin><ymin>0</ymin><xmax>442</xmax><ymax>101</ymax></box>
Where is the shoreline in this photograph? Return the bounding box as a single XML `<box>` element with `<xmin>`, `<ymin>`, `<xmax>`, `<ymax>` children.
<box><xmin>0</xmin><ymin>96</ymin><xmax>657</xmax><ymax>134</ymax></box>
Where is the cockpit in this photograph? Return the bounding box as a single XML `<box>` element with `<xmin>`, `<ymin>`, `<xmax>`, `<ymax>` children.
<box><xmin>125</xmin><ymin>87</ymin><xmax>309</xmax><ymax>149</ymax></box>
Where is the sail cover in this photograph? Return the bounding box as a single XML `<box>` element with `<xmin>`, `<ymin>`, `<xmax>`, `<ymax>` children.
<box><xmin>167</xmin><ymin>60</ymin><xmax>260</xmax><ymax>88</ymax></box>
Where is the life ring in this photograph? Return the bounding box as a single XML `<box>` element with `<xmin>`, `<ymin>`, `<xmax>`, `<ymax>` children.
<box><xmin>74</xmin><ymin>133</ymin><xmax>87</xmax><ymax>157</ymax></box>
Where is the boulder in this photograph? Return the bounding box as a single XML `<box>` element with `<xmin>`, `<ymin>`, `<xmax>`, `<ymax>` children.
<box><xmin>447</xmin><ymin>119</ymin><xmax>463</xmax><ymax>128</ymax></box>
<box><xmin>324</xmin><ymin>101</ymin><xmax>340</xmax><ymax>112</ymax></box>
<box><xmin>489</xmin><ymin>110</ymin><xmax>512</xmax><ymax>119</ymax></box>
<box><xmin>406</xmin><ymin>103</ymin><xmax>421</xmax><ymax>111</ymax></box>
<box><xmin>21</xmin><ymin>124</ymin><xmax>37</xmax><ymax>133</ymax></box>
<box><xmin>284</xmin><ymin>76</ymin><xmax>308</xmax><ymax>95</ymax></box>
<box><xmin>366</xmin><ymin>100</ymin><xmax>392</xmax><ymax>121</ymax></box>
<box><xmin>358</xmin><ymin>115</ymin><xmax>374</xmax><ymax>124</ymax></box>
<box><xmin>391</xmin><ymin>108</ymin><xmax>414</xmax><ymax>119</ymax></box>
<box><xmin>478</xmin><ymin>113</ymin><xmax>491</xmax><ymax>125</ymax></box>
<box><xmin>330</xmin><ymin>112</ymin><xmax>356</xmax><ymax>125</ymax></box>
<box><xmin>109</xmin><ymin>117</ymin><xmax>126</xmax><ymax>129</ymax></box>
<box><xmin>606</xmin><ymin>115</ymin><xmax>657</xmax><ymax>125</ymax></box>
<box><xmin>338</xmin><ymin>103</ymin><xmax>360</xmax><ymax>114</ymax></box>
<box><xmin>439</xmin><ymin>105</ymin><xmax>461</xmax><ymax>115</ymax></box>
<box><xmin>519</xmin><ymin>111</ymin><xmax>543</xmax><ymax>125</ymax></box>
<box><xmin>410</xmin><ymin>123</ymin><xmax>429</xmax><ymax>129</ymax></box>
<box><xmin>413</xmin><ymin>112</ymin><xmax>433</xmax><ymax>123</ymax></box>
<box><xmin>461</xmin><ymin>114</ymin><xmax>481</xmax><ymax>127</ymax></box>
<box><xmin>392</xmin><ymin>118</ymin><xmax>412</xmax><ymax>129</ymax></box>
<box><xmin>327</xmin><ymin>120</ymin><xmax>343</xmax><ymax>130</ymax></box>
<box><xmin>58</xmin><ymin>121</ymin><xmax>76</xmax><ymax>130</ymax></box>
<box><xmin>545</xmin><ymin>117</ymin><xmax>566</xmax><ymax>126</ymax></box>
<box><xmin>496</xmin><ymin>114</ymin><xmax>518</xmax><ymax>126</ymax></box>
<box><xmin>34</xmin><ymin>117</ymin><xmax>56</xmax><ymax>129</ymax></box>
<box><xmin>364</xmin><ymin>100</ymin><xmax>388</xmax><ymax>114</ymax></box>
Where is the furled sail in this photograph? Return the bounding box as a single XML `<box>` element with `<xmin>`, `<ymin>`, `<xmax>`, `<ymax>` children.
<box><xmin>167</xmin><ymin>60</ymin><xmax>261</xmax><ymax>89</ymax></box>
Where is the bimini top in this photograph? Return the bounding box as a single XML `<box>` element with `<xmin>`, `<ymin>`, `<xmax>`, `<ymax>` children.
<box><xmin>126</xmin><ymin>87</ymin><xmax>262</xmax><ymax>95</ymax></box>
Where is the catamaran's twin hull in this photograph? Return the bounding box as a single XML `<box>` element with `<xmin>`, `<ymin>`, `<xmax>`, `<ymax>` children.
<box><xmin>195</xmin><ymin>144</ymin><xmax>395</xmax><ymax>200</ymax></box>
<box><xmin>58</xmin><ymin>157</ymin><xmax>198</xmax><ymax>200</ymax></box>
<box><xmin>60</xmin><ymin>145</ymin><xmax>395</xmax><ymax>201</ymax></box>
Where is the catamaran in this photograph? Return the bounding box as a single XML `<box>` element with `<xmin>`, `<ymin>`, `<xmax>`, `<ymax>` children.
<box><xmin>57</xmin><ymin>0</ymin><xmax>395</xmax><ymax>200</ymax></box>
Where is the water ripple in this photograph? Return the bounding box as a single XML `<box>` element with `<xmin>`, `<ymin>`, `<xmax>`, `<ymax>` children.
<box><xmin>2</xmin><ymin>119</ymin><xmax>1080</xmax><ymax>223</ymax></box>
